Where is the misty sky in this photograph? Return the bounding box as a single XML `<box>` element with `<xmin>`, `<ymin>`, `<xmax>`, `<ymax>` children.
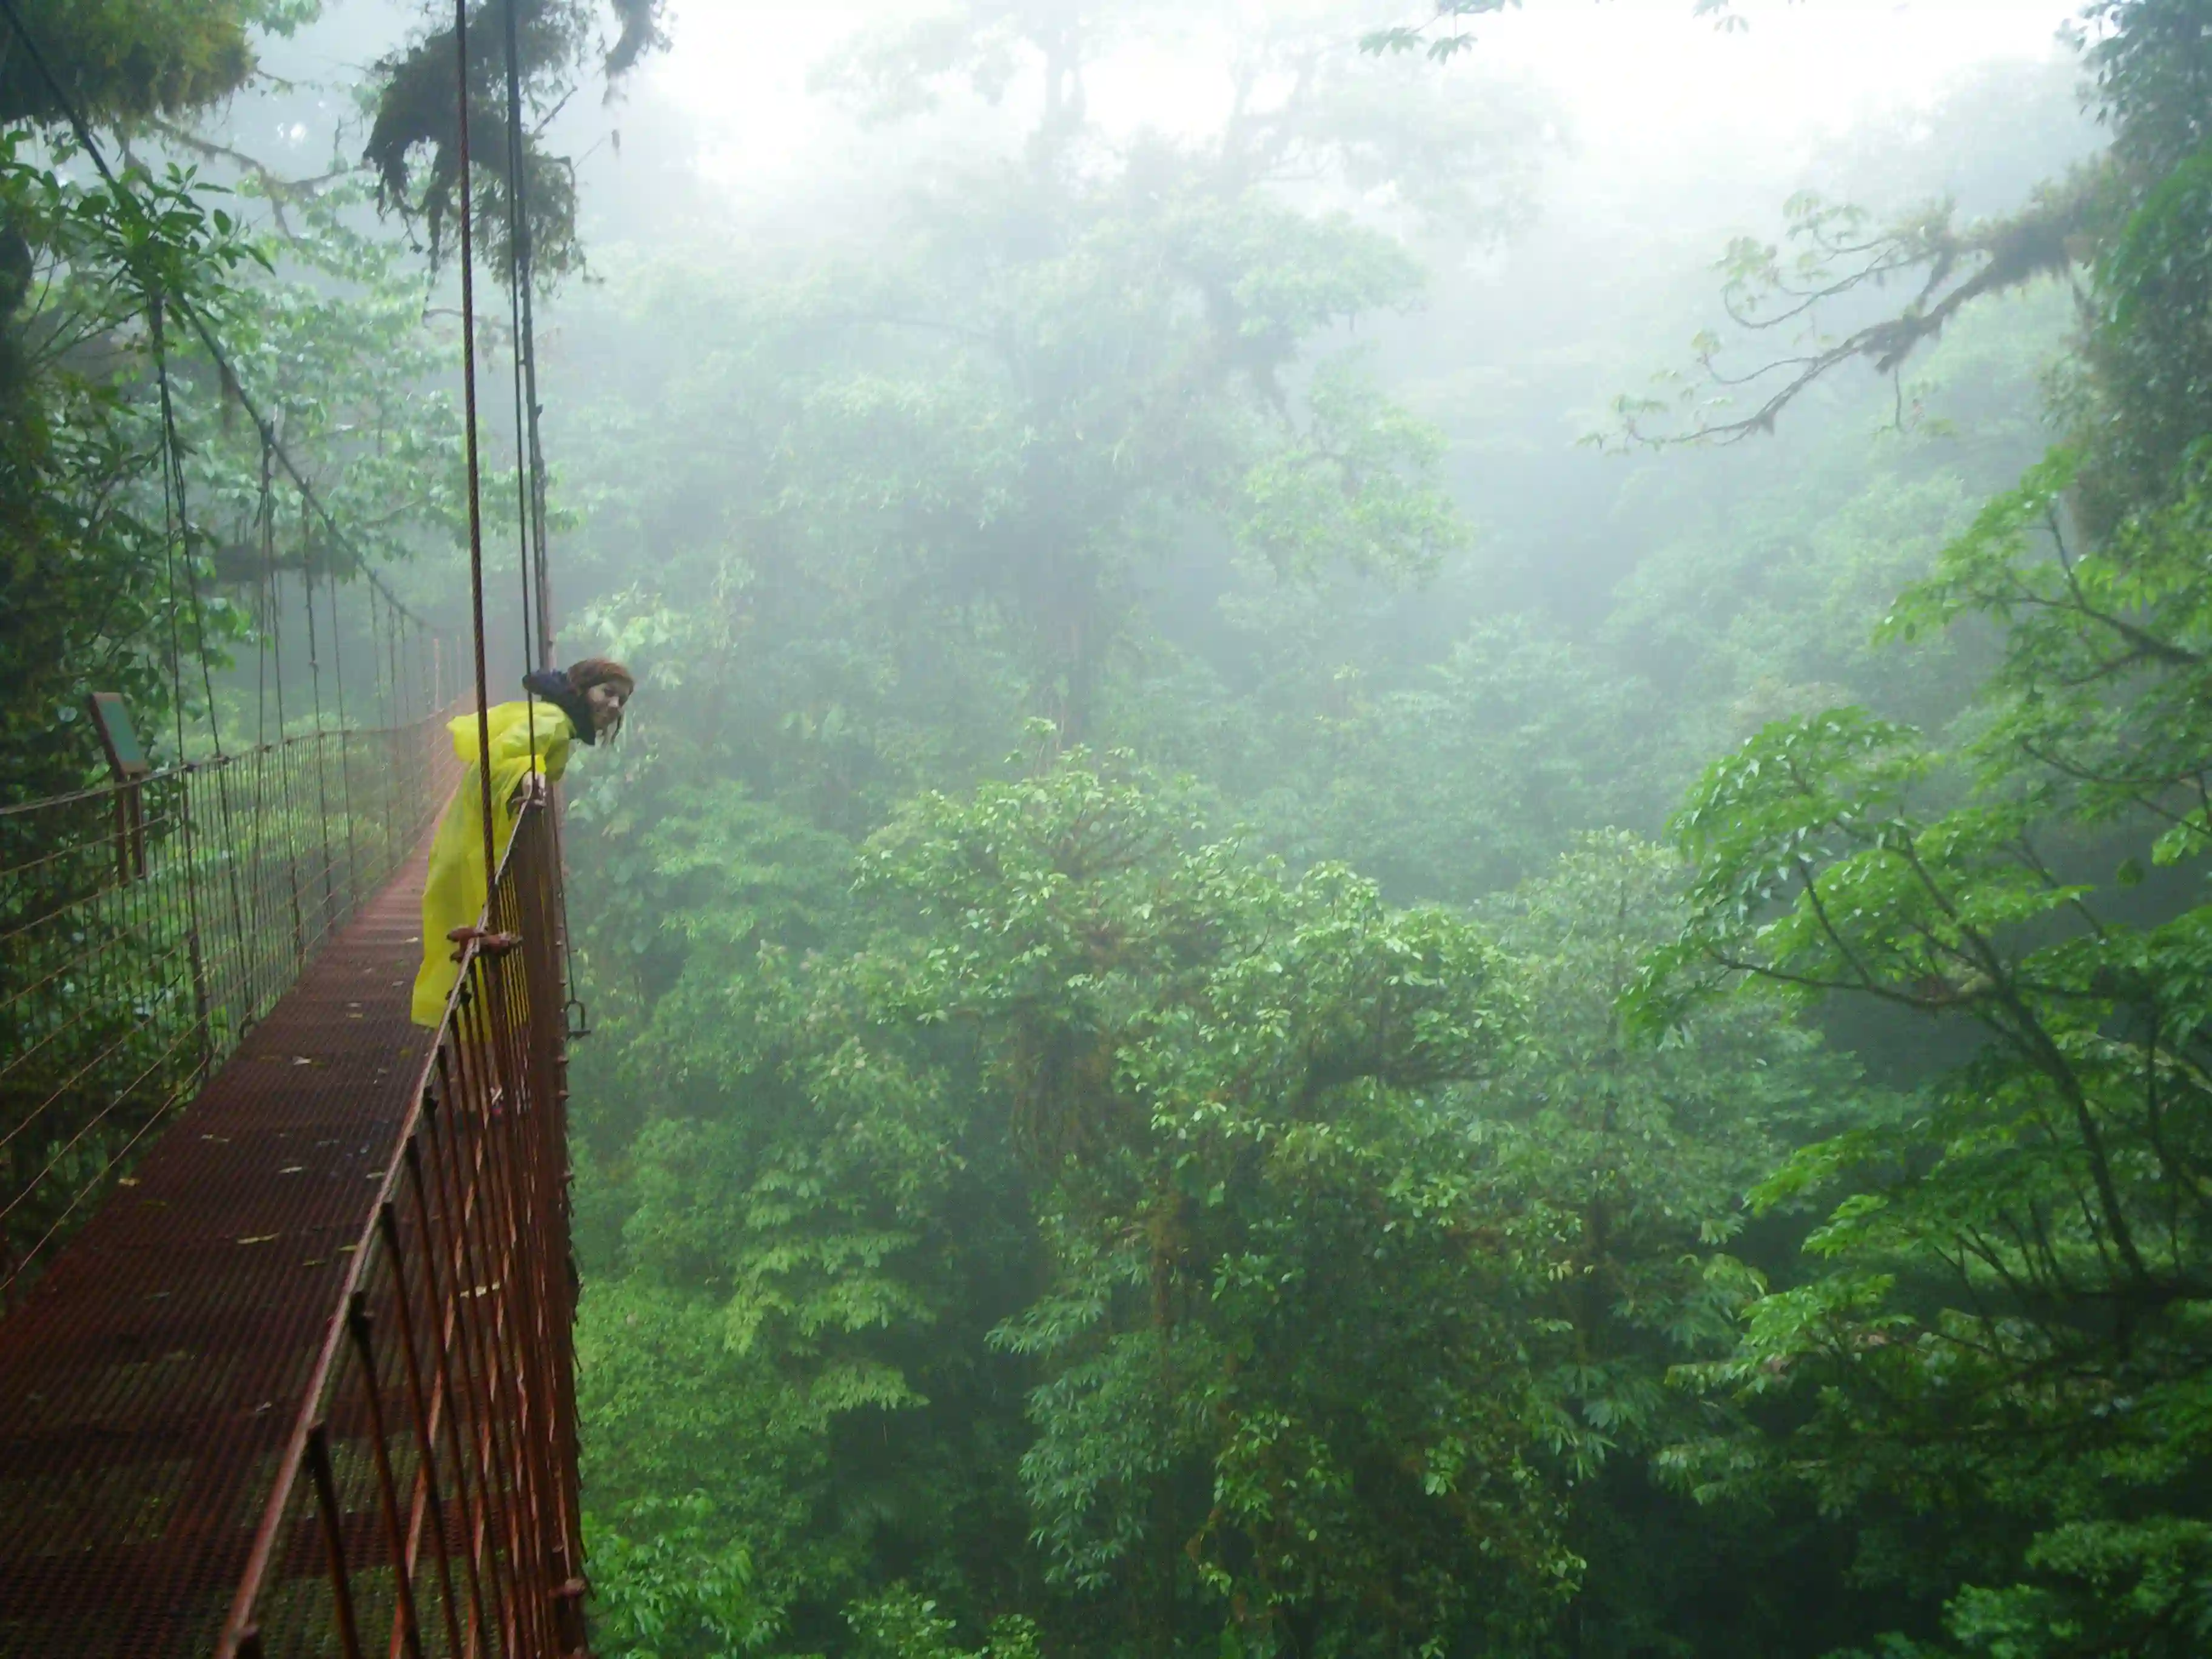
<box><xmin>647</xmin><ymin>0</ymin><xmax>2081</xmax><ymax>198</ymax></box>
<box><xmin>244</xmin><ymin>1</ymin><xmax>2090</xmax><ymax>258</ymax></box>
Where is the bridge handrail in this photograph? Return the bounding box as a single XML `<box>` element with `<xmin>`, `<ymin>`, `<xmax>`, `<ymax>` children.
<box><xmin>218</xmin><ymin>783</ymin><xmax>585</xmax><ymax>1658</ymax></box>
<box><xmin>0</xmin><ymin>717</ymin><xmax>456</xmax><ymax>819</ymax></box>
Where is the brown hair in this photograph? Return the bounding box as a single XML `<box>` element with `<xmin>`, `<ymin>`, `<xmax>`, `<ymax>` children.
<box><xmin>566</xmin><ymin>657</ymin><xmax>635</xmax><ymax>697</ymax></box>
<box><xmin>565</xmin><ymin>658</ymin><xmax>634</xmax><ymax>741</ymax></box>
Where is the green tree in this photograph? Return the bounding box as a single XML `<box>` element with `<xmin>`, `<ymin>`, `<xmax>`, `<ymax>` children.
<box><xmin>1648</xmin><ymin>463</ymin><xmax>2212</xmax><ymax>1652</ymax></box>
<box><xmin>1631</xmin><ymin>7</ymin><xmax>2212</xmax><ymax>1651</ymax></box>
<box><xmin>582</xmin><ymin>749</ymin><xmax>1599</xmax><ymax>1654</ymax></box>
<box><xmin>1483</xmin><ymin>833</ymin><xmax>1881</xmax><ymax>1656</ymax></box>
<box><xmin>366</xmin><ymin>0</ymin><xmax>666</xmax><ymax>279</ymax></box>
<box><xmin>0</xmin><ymin>143</ymin><xmax>263</xmax><ymax>793</ymax></box>
<box><xmin>0</xmin><ymin>0</ymin><xmax>295</xmax><ymax>128</ymax></box>
<box><xmin>1609</xmin><ymin>0</ymin><xmax>2212</xmax><ymax>536</ymax></box>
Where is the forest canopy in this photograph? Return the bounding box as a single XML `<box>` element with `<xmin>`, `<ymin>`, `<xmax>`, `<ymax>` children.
<box><xmin>10</xmin><ymin>0</ymin><xmax>2212</xmax><ymax>1656</ymax></box>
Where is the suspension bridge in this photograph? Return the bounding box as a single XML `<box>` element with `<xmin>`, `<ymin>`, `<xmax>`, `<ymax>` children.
<box><xmin>0</xmin><ymin>1</ymin><xmax>593</xmax><ymax>1652</ymax></box>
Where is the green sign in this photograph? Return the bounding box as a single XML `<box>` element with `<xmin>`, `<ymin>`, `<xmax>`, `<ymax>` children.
<box><xmin>87</xmin><ymin>692</ymin><xmax>150</xmax><ymax>778</ymax></box>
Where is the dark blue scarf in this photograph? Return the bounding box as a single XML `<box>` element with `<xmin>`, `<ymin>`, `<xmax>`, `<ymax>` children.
<box><xmin>521</xmin><ymin>668</ymin><xmax>597</xmax><ymax>746</ymax></box>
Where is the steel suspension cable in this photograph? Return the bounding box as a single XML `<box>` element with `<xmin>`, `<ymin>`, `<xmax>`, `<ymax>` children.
<box><xmin>507</xmin><ymin>280</ymin><xmax>536</xmax><ymax>688</ymax></box>
<box><xmin>255</xmin><ymin>435</ymin><xmax>274</xmax><ymax>750</ymax></box>
<box><xmin>371</xmin><ymin>585</ymin><xmax>403</xmax><ymax>861</ymax></box>
<box><xmin>240</xmin><ymin>426</ymin><xmax>281</xmax><ymax>993</ymax></box>
<box><xmin>456</xmin><ymin>0</ymin><xmax>498</xmax><ymax>900</ymax></box>
<box><xmin>152</xmin><ymin>296</ymin><xmax>271</xmax><ymax>1045</ymax></box>
<box><xmin>500</xmin><ymin>0</ymin><xmax>546</xmax><ymax>809</ymax></box>
<box><xmin>301</xmin><ymin>503</ymin><xmax>338</xmax><ymax>927</ymax></box>
<box><xmin>501</xmin><ymin>0</ymin><xmax>588</xmax><ymax>1034</ymax></box>
<box><xmin>366</xmin><ymin>577</ymin><xmax>383</xmax><ymax>725</ymax></box>
<box><xmin>267</xmin><ymin>475</ymin><xmax>309</xmax><ymax>967</ymax></box>
<box><xmin>303</xmin><ymin>540</ymin><xmax>327</xmax><ymax>740</ymax></box>
<box><xmin>440</xmin><ymin>15</ymin><xmax>564</xmax><ymax>1558</ymax></box>
<box><xmin>142</xmin><ymin>293</ymin><xmax>230</xmax><ymax>1090</ymax></box>
<box><xmin>267</xmin><ymin>454</ymin><xmax>290</xmax><ymax>740</ymax></box>
<box><xmin>324</xmin><ymin>554</ymin><xmax>359</xmax><ymax>897</ymax></box>
<box><xmin>502</xmin><ymin>0</ymin><xmax>551</xmax><ymax>671</ymax></box>
<box><xmin>384</xmin><ymin>590</ymin><xmax>403</xmax><ymax>725</ymax></box>
<box><xmin>145</xmin><ymin>298</ymin><xmax>214</xmax><ymax>1067</ymax></box>
<box><xmin>153</xmin><ymin>320</ymin><xmax>191</xmax><ymax>766</ymax></box>
<box><xmin>149</xmin><ymin>298</ymin><xmax>225</xmax><ymax>758</ymax></box>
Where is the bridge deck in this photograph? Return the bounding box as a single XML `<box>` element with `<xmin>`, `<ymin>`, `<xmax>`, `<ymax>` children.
<box><xmin>0</xmin><ymin>849</ymin><xmax>432</xmax><ymax>1657</ymax></box>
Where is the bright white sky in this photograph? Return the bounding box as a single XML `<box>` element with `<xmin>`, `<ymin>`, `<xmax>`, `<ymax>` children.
<box><xmin>1471</xmin><ymin>0</ymin><xmax>2076</xmax><ymax>144</ymax></box>
<box><xmin>643</xmin><ymin>0</ymin><xmax>2081</xmax><ymax>198</ymax></box>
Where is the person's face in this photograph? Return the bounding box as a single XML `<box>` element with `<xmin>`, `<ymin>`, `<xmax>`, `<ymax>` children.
<box><xmin>586</xmin><ymin>680</ymin><xmax>628</xmax><ymax>734</ymax></box>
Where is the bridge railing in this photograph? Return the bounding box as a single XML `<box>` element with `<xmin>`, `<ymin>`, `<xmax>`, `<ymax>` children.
<box><xmin>220</xmin><ymin>787</ymin><xmax>585</xmax><ymax>1659</ymax></box>
<box><xmin>0</xmin><ymin>703</ymin><xmax>469</xmax><ymax>1302</ymax></box>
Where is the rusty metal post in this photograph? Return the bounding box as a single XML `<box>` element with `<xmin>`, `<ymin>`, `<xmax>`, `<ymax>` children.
<box><xmin>305</xmin><ymin>1424</ymin><xmax>369</xmax><ymax>1659</ymax></box>
<box><xmin>376</xmin><ymin>1198</ymin><xmax>473</xmax><ymax>1659</ymax></box>
<box><xmin>344</xmin><ymin>1290</ymin><xmax>428</xmax><ymax>1659</ymax></box>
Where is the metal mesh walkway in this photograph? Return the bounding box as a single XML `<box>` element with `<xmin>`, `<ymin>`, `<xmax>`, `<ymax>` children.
<box><xmin>0</xmin><ymin>846</ymin><xmax>435</xmax><ymax>1656</ymax></box>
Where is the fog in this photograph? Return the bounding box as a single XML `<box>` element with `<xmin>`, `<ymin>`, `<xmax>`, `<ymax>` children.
<box><xmin>652</xmin><ymin>0</ymin><xmax>2076</xmax><ymax>187</ymax></box>
<box><xmin>477</xmin><ymin>0</ymin><xmax>2098</xmax><ymax>817</ymax></box>
<box><xmin>233</xmin><ymin>0</ymin><xmax>2099</xmax><ymax>689</ymax></box>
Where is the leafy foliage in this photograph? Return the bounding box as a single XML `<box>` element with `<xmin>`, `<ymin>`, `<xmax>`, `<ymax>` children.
<box><xmin>587</xmin><ymin>1491</ymin><xmax>773</xmax><ymax>1659</ymax></box>
<box><xmin>1635</xmin><ymin>15</ymin><xmax>2212</xmax><ymax>1638</ymax></box>
<box><xmin>0</xmin><ymin>139</ymin><xmax>266</xmax><ymax>792</ymax></box>
<box><xmin>585</xmin><ymin>752</ymin><xmax>1575</xmax><ymax>1650</ymax></box>
<box><xmin>366</xmin><ymin>0</ymin><xmax>665</xmax><ymax>278</ymax></box>
<box><xmin>0</xmin><ymin>0</ymin><xmax>289</xmax><ymax>127</ymax></box>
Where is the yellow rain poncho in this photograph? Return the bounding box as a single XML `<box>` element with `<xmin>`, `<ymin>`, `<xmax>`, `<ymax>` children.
<box><xmin>411</xmin><ymin>697</ymin><xmax>576</xmax><ymax>1026</ymax></box>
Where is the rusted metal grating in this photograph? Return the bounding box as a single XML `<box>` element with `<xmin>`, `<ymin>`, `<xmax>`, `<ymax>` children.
<box><xmin>1</xmin><ymin>702</ymin><xmax>468</xmax><ymax>1304</ymax></box>
<box><xmin>0</xmin><ymin>794</ymin><xmax>584</xmax><ymax>1658</ymax></box>
<box><xmin>0</xmin><ymin>839</ymin><xmax>439</xmax><ymax>1652</ymax></box>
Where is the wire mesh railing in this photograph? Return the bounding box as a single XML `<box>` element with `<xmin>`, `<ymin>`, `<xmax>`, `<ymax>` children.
<box><xmin>220</xmin><ymin>788</ymin><xmax>585</xmax><ymax>1659</ymax></box>
<box><xmin>0</xmin><ymin>700</ymin><xmax>469</xmax><ymax>1302</ymax></box>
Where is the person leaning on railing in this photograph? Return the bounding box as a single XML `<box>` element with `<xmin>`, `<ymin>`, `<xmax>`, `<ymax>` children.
<box><xmin>410</xmin><ymin>658</ymin><xmax>633</xmax><ymax>1028</ymax></box>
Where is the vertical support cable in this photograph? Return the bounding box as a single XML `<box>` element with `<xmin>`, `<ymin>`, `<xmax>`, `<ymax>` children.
<box><xmin>243</xmin><ymin>428</ymin><xmax>281</xmax><ymax>1008</ymax></box>
<box><xmin>304</xmin><ymin>1424</ymin><xmax>367</xmax><ymax>1659</ymax></box>
<box><xmin>367</xmin><ymin>585</ymin><xmax>389</xmax><ymax>865</ymax></box>
<box><xmin>255</xmin><ymin>433</ymin><xmax>274</xmax><ymax>752</ymax></box>
<box><xmin>150</xmin><ymin>299</ymin><xmax>226</xmax><ymax>760</ymax></box>
<box><xmin>146</xmin><ymin>295</ymin><xmax>213</xmax><ymax>1070</ymax></box>
<box><xmin>267</xmin><ymin>451</ymin><xmax>289</xmax><ymax>740</ymax></box>
<box><xmin>496</xmin><ymin>0</ymin><xmax>554</xmax><ymax>671</ymax></box>
<box><xmin>156</xmin><ymin>324</ymin><xmax>253</xmax><ymax>1022</ymax></box>
<box><xmin>264</xmin><ymin>461</ymin><xmax>308</xmax><ymax>972</ymax></box>
<box><xmin>500</xmin><ymin>0</ymin><xmax>547</xmax><ymax>815</ymax></box>
<box><xmin>375</xmin><ymin>1196</ymin><xmax>474</xmax><ymax>1658</ymax></box>
<box><xmin>326</xmin><ymin>561</ymin><xmax>359</xmax><ymax>911</ymax></box>
<box><xmin>271</xmin><ymin>511</ymin><xmax>308</xmax><ymax>972</ymax></box>
<box><xmin>496</xmin><ymin>0</ymin><xmax>587</xmax><ymax>1039</ymax></box>
<box><xmin>301</xmin><ymin>500</ymin><xmax>338</xmax><ymax>936</ymax></box>
<box><xmin>455</xmin><ymin>0</ymin><xmax>498</xmax><ymax>903</ymax></box>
